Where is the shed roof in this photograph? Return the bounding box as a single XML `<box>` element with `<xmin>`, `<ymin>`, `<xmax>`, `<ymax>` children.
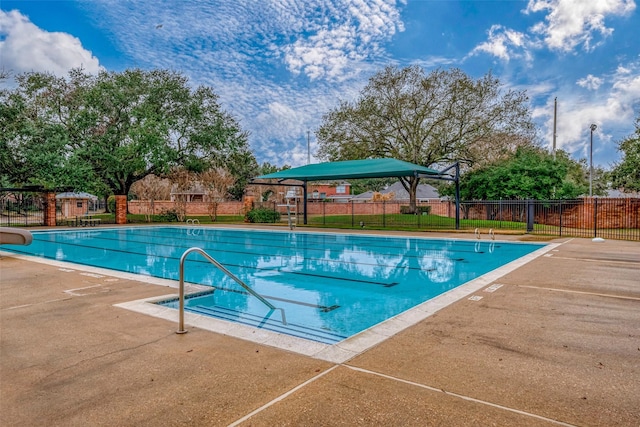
<box><xmin>56</xmin><ymin>192</ymin><xmax>98</xmax><ymax>200</ymax></box>
<box><xmin>255</xmin><ymin>158</ymin><xmax>440</xmax><ymax>182</ymax></box>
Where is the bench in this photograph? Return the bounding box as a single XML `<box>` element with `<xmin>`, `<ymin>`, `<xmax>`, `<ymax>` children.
<box><xmin>62</xmin><ymin>217</ymin><xmax>78</xmax><ymax>226</ymax></box>
<box><xmin>80</xmin><ymin>217</ymin><xmax>101</xmax><ymax>227</ymax></box>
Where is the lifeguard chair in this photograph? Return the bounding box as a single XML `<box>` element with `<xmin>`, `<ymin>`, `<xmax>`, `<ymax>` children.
<box><xmin>278</xmin><ymin>188</ymin><xmax>300</xmax><ymax>230</ymax></box>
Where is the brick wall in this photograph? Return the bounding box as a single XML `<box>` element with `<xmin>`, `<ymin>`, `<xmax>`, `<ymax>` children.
<box><xmin>128</xmin><ymin>200</ymin><xmax>245</xmax><ymax>216</ymax></box>
<box><xmin>59</xmin><ymin>200</ymin><xmax>90</xmax><ymax>217</ymax></box>
<box><xmin>128</xmin><ymin>199</ymin><xmax>452</xmax><ymax>218</ymax></box>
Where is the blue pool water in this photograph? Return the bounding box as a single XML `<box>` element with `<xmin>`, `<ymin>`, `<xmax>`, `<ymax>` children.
<box><xmin>3</xmin><ymin>227</ymin><xmax>544</xmax><ymax>344</ymax></box>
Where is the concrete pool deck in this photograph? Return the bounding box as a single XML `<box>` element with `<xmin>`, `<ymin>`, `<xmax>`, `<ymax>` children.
<box><xmin>1</xmin><ymin>228</ymin><xmax>639</xmax><ymax>426</ymax></box>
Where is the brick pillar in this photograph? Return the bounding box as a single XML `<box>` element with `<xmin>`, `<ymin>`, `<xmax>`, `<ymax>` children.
<box><xmin>243</xmin><ymin>196</ymin><xmax>254</xmax><ymax>222</ymax></box>
<box><xmin>44</xmin><ymin>192</ymin><xmax>57</xmax><ymax>226</ymax></box>
<box><xmin>115</xmin><ymin>195</ymin><xmax>127</xmax><ymax>224</ymax></box>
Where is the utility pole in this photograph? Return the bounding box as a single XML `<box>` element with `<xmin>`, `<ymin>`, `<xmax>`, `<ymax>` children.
<box><xmin>307</xmin><ymin>130</ymin><xmax>311</xmax><ymax>165</ymax></box>
<box><xmin>552</xmin><ymin>97</ymin><xmax>557</xmax><ymax>159</ymax></box>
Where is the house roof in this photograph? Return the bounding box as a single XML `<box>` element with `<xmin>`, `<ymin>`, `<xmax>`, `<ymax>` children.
<box><xmin>255</xmin><ymin>158</ymin><xmax>440</xmax><ymax>182</ymax></box>
<box><xmin>352</xmin><ymin>182</ymin><xmax>440</xmax><ymax>200</ymax></box>
<box><xmin>308</xmin><ymin>180</ymin><xmax>351</xmax><ymax>186</ymax></box>
<box><xmin>604</xmin><ymin>189</ymin><xmax>639</xmax><ymax>198</ymax></box>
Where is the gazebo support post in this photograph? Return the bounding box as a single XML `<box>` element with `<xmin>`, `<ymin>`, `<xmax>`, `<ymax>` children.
<box><xmin>303</xmin><ymin>182</ymin><xmax>308</xmax><ymax>225</ymax></box>
<box><xmin>455</xmin><ymin>162</ymin><xmax>460</xmax><ymax>230</ymax></box>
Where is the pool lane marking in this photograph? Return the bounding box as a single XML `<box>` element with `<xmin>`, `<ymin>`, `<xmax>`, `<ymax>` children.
<box><xmin>199</xmin><ymin>285</ymin><xmax>340</xmax><ymax>311</ymax></box>
<box><xmin>280</xmin><ymin>269</ymin><xmax>399</xmax><ymax>287</ymax></box>
<box><xmin>227</xmin><ymin>365</ymin><xmax>339</xmax><ymax>427</ymax></box>
<box><xmin>343</xmin><ymin>365</ymin><xmax>578</xmax><ymax>427</ymax></box>
<box><xmin>517</xmin><ymin>285</ymin><xmax>640</xmax><ymax>301</ymax></box>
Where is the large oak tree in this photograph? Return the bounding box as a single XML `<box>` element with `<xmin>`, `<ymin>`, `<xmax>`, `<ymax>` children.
<box><xmin>316</xmin><ymin>65</ymin><xmax>536</xmax><ymax>210</ymax></box>
<box><xmin>1</xmin><ymin>68</ymin><xmax>254</xmax><ymax>199</ymax></box>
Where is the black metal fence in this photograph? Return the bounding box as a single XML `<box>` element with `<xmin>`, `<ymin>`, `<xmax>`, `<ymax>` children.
<box><xmin>3</xmin><ymin>192</ymin><xmax>639</xmax><ymax>241</ymax></box>
<box><xmin>0</xmin><ymin>191</ymin><xmax>46</xmax><ymax>227</ymax></box>
<box><xmin>456</xmin><ymin>199</ymin><xmax>640</xmax><ymax>241</ymax></box>
<box><xmin>1</xmin><ymin>190</ymin><xmax>109</xmax><ymax>227</ymax></box>
<box><xmin>296</xmin><ymin>198</ymin><xmax>640</xmax><ymax>241</ymax></box>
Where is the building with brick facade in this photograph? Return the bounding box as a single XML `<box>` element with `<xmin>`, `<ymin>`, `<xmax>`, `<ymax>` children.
<box><xmin>56</xmin><ymin>192</ymin><xmax>98</xmax><ymax>218</ymax></box>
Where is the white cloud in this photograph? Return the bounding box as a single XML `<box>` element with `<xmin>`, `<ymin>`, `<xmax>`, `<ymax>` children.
<box><xmin>469</xmin><ymin>25</ymin><xmax>533</xmax><ymax>61</ymax></box>
<box><xmin>534</xmin><ymin>61</ymin><xmax>640</xmax><ymax>166</ymax></box>
<box><xmin>577</xmin><ymin>74</ymin><xmax>604</xmax><ymax>90</ymax></box>
<box><xmin>472</xmin><ymin>0</ymin><xmax>636</xmax><ymax>60</ymax></box>
<box><xmin>281</xmin><ymin>0</ymin><xmax>405</xmax><ymax>81</ymax></box>
<box><xmin>0</xmin><ymin>10</ymin><xmax>101</xmax><ymax>76</ymax></box>
<box><xmin>73</xmin><ymin>0</ymin><xmax>405</xmax><ymax>166</ymax></box>
<box><xmin>616</xmin><ymin>65</ymin><xmax>632</xmax><ymax>74</ymax></box>
<box><xmin>525</xmin><ymin>0</ymin><xmax>636</xmax><ymax>52</ymax></box>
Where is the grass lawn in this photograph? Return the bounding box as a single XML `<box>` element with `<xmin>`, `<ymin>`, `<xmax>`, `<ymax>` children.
<box><xmin>307</xmin><ymin>213</ymin><xmax>533</xmax><ymax>232</ymax></box>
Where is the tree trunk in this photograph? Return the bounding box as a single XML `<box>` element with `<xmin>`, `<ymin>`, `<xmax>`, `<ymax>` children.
<box><xmin>408</xmin><ymin>177</ymin><xmax>419</xmax><ymax>213</ymax></box>
<box><xmin>399</xmin><ymin>177</ymin><xmax>420</xmax><ymax>214</ymax></box>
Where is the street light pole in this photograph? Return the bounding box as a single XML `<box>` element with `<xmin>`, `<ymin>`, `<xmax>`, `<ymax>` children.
<box><xmin>589</xmin><ymin>124</ymin><xmax>597</xmax><ymax>197</ymax></box>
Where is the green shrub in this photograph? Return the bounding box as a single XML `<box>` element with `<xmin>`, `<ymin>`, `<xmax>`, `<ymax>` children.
<box><xmin>246</xmin><ymin>207</ymin><xmax>280</xmax><ymax>223</ymax></box>
<box><xmin>418</xmin><ymin>206</ymin><xmax>431</xmax><ymax>215</ymax></box>
<box><xmin>107</xmin><ymin>195</ymin><xmax>116</xmax><ymax>213</ymax></box>
<box><xmin>400</xmin><ymin>205</ymin><xmax>432</xmax><ymax>215</ymax></box>
<box><xmin>157</xmin><ymin>209</ymin><xmax>180</xmax><ymax>222</ymax></box>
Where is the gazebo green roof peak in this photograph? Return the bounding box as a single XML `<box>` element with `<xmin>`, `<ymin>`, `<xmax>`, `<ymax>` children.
<box><xmin>256</xmin><ymin>158</ymin><xmax>440</xmax><ymax>182</ymax></box>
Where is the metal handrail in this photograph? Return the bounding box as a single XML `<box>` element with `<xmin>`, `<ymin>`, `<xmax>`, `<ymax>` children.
<box><xmin>278</xmin><ymin>203</ymin><xmax>296</xmax><ymax>230</ymax></box>
<box><xmin>176</xmin><ymin>247</ymin><xmax>286</xmax><ymax>334</ymax></box>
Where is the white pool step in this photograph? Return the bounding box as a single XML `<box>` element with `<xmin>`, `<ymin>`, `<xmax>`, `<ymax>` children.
<box><xmin>186</xmin><ymin>304</ymin><xmax>347</xmax><ymax>344</ymax></box>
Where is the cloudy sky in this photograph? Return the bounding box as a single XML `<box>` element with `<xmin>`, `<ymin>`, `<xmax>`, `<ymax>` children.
<box><xmin>1</xmin><ymin>0</ymin><xmax>638</xmax><ymax>168</ymax></box>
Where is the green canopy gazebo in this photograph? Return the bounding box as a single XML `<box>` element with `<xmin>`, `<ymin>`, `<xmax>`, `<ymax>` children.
<box><xmin>254</xmin><ymin>158</ymin><xmax>460</xmax><ymax>227</ymax></box>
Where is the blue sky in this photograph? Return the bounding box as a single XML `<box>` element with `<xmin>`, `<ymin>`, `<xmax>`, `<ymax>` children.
<box><xmin>1</xmin><ymin>0</ymin><xmax>638</xmax><ymax>169</ymax></box>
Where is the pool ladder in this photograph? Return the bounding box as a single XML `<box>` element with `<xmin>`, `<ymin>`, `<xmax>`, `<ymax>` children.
<box><xmin>474</xmin><ymin>228</ymin><xmax>495</xmax><ymax>240</ymax></box>
<box><xmin>176</xmin><ymin>247</ymin><xmax>286</xmax><ymax>334</ymax></box>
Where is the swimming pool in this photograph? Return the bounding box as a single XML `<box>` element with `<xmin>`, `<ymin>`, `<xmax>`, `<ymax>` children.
<box><xmin>2</xmin><ymin>227</ymin><xmax>546</xmax><ymax>346</ymax></box>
